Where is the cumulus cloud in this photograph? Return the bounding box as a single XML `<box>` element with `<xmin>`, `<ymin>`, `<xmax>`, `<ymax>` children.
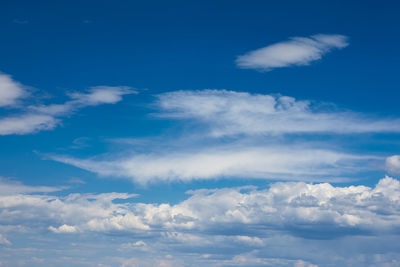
<box><xmin>0</xmin><ymin>78</ymin><xmax>135</xmax><ymax>135</ymax></box>
<box><xmin>0</xmin><ymin>73</ymin><xmax>28</xmax><ymax>107</ymax></box>
<box><xmin>48</xmin><ymin>224</ymin><xmax>77</xmax><ymax>233</ymax></box>
<box><xmin>385</xmin><ymin>155</ymin><xmax>400</xmax><ymax>175</ymax></box>
<box><xmin>157</xmin><ymin>90</ymin><xmax>400</xmax><ymax>137</ymax></box>
<box><xmin>236</xmin><ymin>34</ymin><xmax>348</xmax><ymax>71</ymax></box>
<box><xmin>1</xmin><ymin>177</ymin><xmax>400</xmax><ymax>235</ymax></box>
<box><xmin>1</xmin><ymin>177</ymin><xmax>400</xmax><ymax>266</ymax></box>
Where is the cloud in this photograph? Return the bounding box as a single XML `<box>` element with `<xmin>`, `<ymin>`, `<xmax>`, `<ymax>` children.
<box><xmin>0</xmin><ymin>114</ymin><xmax>58</xmax><ymax>135</ymax></box>
<box><xmin>385</xmin><ymin>155</ymin><xmax>400</xmax><ymax>175</ymax></box>
<box><xmin>0</xmin><ymin>73</ymin><xmax>28</xmax><ymax>107</ymax></box>
<box><xmin>0</xmin><ymin>233</ymin><xmax>11</xmax><ymax>246</ymax></box>
<box><xmin>0</xmin><ymin>177</ymin><xmax>66</xmax><ymax>195</ymax></box>
<box><xmin>49</xmin><ymin>88</ymin><xmax>400</xmax><ymax>184</ymax></box>
<box><xmin>12</xmin><ymin>19</ymin><xmax>29</xmax><ymax>24</ymax></box>
<box><xmin>50</xmin><ymin>146</ymin><xmax>372</xmax><ymax>184</ymax></box>
<box><xmin>236</xmin><ymin>34</ymin><xmax>348</xmax><ymax>71</ymax></box>
<box><xmin>48</xmin><ymin>224</ymin><xmax>77</xmax><ymax>233</ymax></box>
<box><xmin>1</xmin><ymin>177</ymin><xmax>400</xmax><ymax>266</ymax></box>
<box><xmin>157</xmin><ymin>90</ymin><xmax>400</xmax><ymax>137</ymax></box>
<box><xmin>0</xmin><ymin>77</ymin><xmax>135</xmax><ymax>135</ymax></box>
<box><xmin>2</xmin><ymin>177</ymin><xmax>399</xmax><ymax>235</ymax></box>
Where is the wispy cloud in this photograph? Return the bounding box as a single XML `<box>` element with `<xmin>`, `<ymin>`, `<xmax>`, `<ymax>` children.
<box><xmin>0</xmin><ymin>73</ymin><xmax>135</xmax><ymax>135</ymax></box>
<box><xmin>157</xmin><ymin>90</ymin><xmax>400</xmax><ymax>137</ymax></box>
<box><xmin>12</xmin><ymin>19</ymin><xmax>29</xmax><ymax>24</ymax></box>
<box><xmin>49</xmin><ymin>89</ymin><xmax>400</xmax><ymax>184</ymax></box>
<box><xmin>0</xmin><ymin>177</ymin><xmax>66</xmax><ymax>195</ymax></box>
<box><xmin>50</xmin><ymin>146</ymin><xmax>372</xmax><ymax>184</ymax></box>
<box><xmin>0</xmin><ymin>73</ymin><xmax>29</xmax><ymax>107</ymax></box>
<box><xmin>236</xmin><ymin>34</ymin><xmax>348</xmax><ymax>71</ymax></box>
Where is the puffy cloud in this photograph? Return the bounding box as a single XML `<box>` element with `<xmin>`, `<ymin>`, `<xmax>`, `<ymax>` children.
<box><xmin>236</xmin><ymin>34</ymin><xmax>348</xmax><ymax>71</ymax></box>
<box><xmin>48</xmin><ymin>224</ymin><xmax>77</xmax><ymax>233</ymax></box>
<box><xmin>157</xmin><ymin>90</ymin><xmax>400</xmax><ymax>137</ymax></box>
<box><xmin>385</xmin><ymin>155</ymin><xmax>400</xmax><ymax>175</ymax></box>
<box><xmin>1</xmin><ymin>177</ymin><xmax>400</xmax><ymax>266</ymax></box>
<box><xmin>1</xmin><ymin>177</ymin><xmax>400</xmax><ymax>236</ymax></box>
<box><xmin>0</xmin><ymin>82</ymin><xmax>135</xmax><ymax>135</ymax></box>
<box><xmin>0</xmin><ymin>73</ymin><xmax>28</xmax><ymax>107</ymax></box>
<box><xmin>50</xmin><ymin>146</ymin><xmax>370</xmax><ymax>184</ymax></box>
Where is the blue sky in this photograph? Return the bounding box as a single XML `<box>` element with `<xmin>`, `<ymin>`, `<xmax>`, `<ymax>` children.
<box><xmin>1</xmin><ymin>1</ymin><xmax>400</xmax><ymax>266</ymax></box>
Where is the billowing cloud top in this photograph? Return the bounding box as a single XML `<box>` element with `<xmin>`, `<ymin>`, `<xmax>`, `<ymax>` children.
<box><xmin>236</xmin><ymin>34</ymin><xmax>348</xmax><ymax>71</ymax></box>
<box><xmin>386</xmin><ymin>155</ymin><xmax>400</xmax><ymax>174</ymax></box>
<box><xmin>1</xmin><ymin>177</ymin><xmax>400</xmax><ymax>266</ymax></box>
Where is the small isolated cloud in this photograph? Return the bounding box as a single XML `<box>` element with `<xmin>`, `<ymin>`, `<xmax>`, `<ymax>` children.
<box><xmin>0</xmin><ymin>233</ymin><xmax>11</xmax><ymax>246</ymax></box>
<box><xmin>48</xmin><ymin>224</ymin><xmax>77</xmax><ymax>233</ymax></box>
<box><xmin>12</xmin><ymin>19</ymin><xmax>29</xmax><ymax>24</ymax></box>
<box><xmin>385</xmin><ymin>155</ymin><xmax>400</xmax><ymax>175</ymax></box>
<box><xmin>0</xmin><ymin>73</ymin><xmax>28</xmax><ymax>107</ymax></box>
<box><xmin>236</xmin><ymin>34</ymin><xmax>348</xmax><ymax>71</ymax></box>
<box><xmin>157</xmin><ymin>90</ymin><xmax>400</xmax><ymax>137</ymax></box>
<box><xmin>0</xmin><ymin>72</ymin><xmax>135</xmax><ymax>135</ymax></box>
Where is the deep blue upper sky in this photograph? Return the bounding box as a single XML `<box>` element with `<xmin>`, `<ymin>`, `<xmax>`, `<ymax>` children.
<box><xmin>1</xmin><ymin>0</ymin><xmax>399</xmax><ymax>112</ymax></box>
<box><xmin>1</xmin><ymin>0</ymin><xmax>400</xmax><ymax>194</ymax></box>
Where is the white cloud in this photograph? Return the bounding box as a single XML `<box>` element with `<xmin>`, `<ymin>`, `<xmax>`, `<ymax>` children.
<box><xmin>50</xmin><ymin>146</ymin><xmax>371</xmax><ymax>184</ymax></box>
<box><xmin>1</xmin><ymin>177</ymin><xmax>399</xmax><ymax>235</ymax></box>
<box><xmin>0</xmin><ymin>114</ymin><xmax>58</xmax><ymax>135</ymax></box>
<box><xmin>0</xmin><ymin>83</ymin><xmax>135</xmax><ymax>135</ymax></box>
<box><xmin>48</xmin><ymin>224</ymin><xmax>77</xmax><ymax>233</ymax></box>
<box><xmin>1</xmin><ymin>177</ymin><xmax>400</xmax><ymax>266</ymax></box>
<box><xmin>0</xmin><ymin>73</ymin><xmax>28</xmax><ymax>107</ymax></box>
<box><xmin>0</xmin><ymin>233</ymin><xmax>11</xmax><ymax>246</ymax></box>
<box><xmin>0</xmin><ymin>177</ymin><xmax>66</xmax><ymax>195</ymax></box>
<box><xmin>236</xmin><ymin>34</ymin><xmax>348</xmax><ymax>71</ymax></box>
<box><xmin>68</xmin><ymin>86</ymin><xmax>133</xmax><ymax>106</ymax></box>
<box><xmin>157</xmin><ymin>90</ymin><xmax>400</xmax><ymax>137</ymax></box>
<box><xmin>385</xmin><ymin>155</ymin><xmax>400</xmax><ymax>175</ymax></box>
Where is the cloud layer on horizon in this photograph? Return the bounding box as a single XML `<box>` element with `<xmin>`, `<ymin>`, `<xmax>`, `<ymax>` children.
<box><xmin>236</xmin><ymin>34</ymin><xmax>348</xmax><ymax>71</ymax></box>
<box><xmin>1</xmin><ymin>177</ymin><xmax>400</xmax><ymax>266</ymax></box>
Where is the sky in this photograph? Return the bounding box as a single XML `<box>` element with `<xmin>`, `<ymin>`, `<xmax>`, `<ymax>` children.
<box><xmin>1</xmin><ymin>0</ymin><xmax>400</xmax><ymax>266</ymax></box>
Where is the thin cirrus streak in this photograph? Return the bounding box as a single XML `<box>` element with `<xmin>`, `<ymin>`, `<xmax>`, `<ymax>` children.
<box><xmin>50</xmin><ymin>146</ymin><xmax>376</xmax><ymax>184</ymax></box>
<box><xmin>236</xmin><ymin>34</ymin><xmax>348</xmax><ymax>71</ymax></box>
